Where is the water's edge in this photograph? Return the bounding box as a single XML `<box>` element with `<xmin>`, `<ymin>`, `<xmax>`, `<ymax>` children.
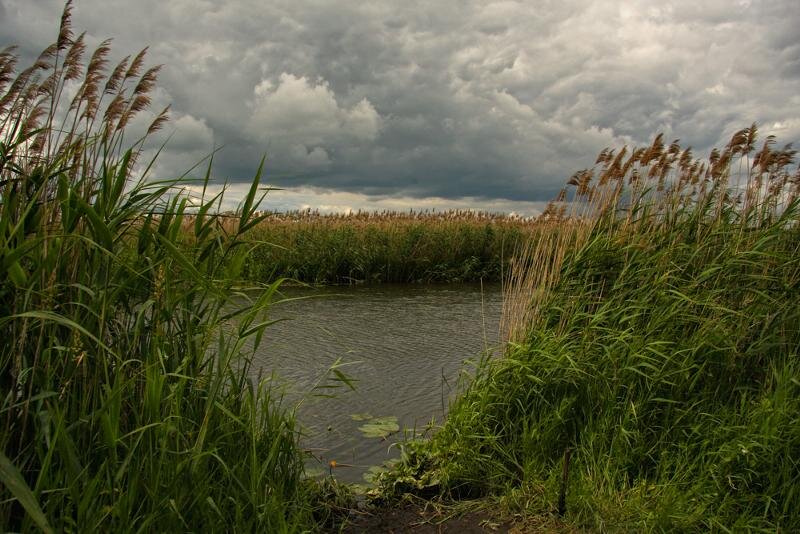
<box><xmin>249</xmin><ymin>283</ymin><xmax>504</xmax><ymax>484</ymax></box>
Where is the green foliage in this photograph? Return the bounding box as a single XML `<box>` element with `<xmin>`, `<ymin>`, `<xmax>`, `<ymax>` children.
<box><xmin>381</xmin><ymin>129</ymin><xmax>800</xmax><ymax>531</ymax></box>
<box><xmin>1</xmin><ymin>6</ymin><xmax>317</xmax><ymax>531</ymax></box>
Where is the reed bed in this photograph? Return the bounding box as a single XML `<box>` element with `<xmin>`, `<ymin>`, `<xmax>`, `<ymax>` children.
<box><xmin>0</xmin><ymin>4</ymin><xmax>326</xmax><ymax>531</ymax></box>
<box><xmin>235</xmin><ymin>210</ymin><xmax>538</xmax><ymax>285</ymax></box>
<box><xmin>381</xmin><ymin>126</ymin><xmax>800</xmax><ymax>531</ymax></box>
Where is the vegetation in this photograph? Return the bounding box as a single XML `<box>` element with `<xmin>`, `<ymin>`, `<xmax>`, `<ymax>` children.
<box><xmin>240</xmin><ymin>209</ymin><xmax>535</xmax><ymax>285</ymax></box>
<box><xmin>5</xmin><ymin>4</ymin><xmax>799</xmax><ymax>533</ymax></box>
<box><xmin>0</xmin><ymin>4</ymin><xmax>326</xmax><ymax>531</ymax></box>
<box><xmin>380</xmin><ymin>127</ymin><xmax>800</xmax><ymax>531</ymax></box>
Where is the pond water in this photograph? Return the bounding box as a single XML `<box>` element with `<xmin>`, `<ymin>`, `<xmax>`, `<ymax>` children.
<box><xmin>250</xmin><ymin>283</ymin><xmax>504</xmax><ymax>485</ymax></box>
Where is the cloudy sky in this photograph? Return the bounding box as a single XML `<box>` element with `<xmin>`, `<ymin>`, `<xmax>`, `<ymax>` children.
<box><xmin>2</xmin><ymin>0</ymin><xmax>799</xmax><ymax>214</ymax></box>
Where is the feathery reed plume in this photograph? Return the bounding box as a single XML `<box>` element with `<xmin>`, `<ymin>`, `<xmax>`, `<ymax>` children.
<box><xmin>501</xmin><ymin>125</ymin><xmax>798</xmax><ymax>344</ymax></box>
<box><xmin>56</xmin><ymin>0</ymin><xmax>74</xmax><ymax>51</ymax></box>
<box><xmin>147</xmin><ymin>105</ymin><xmax>170</xmax><ymax>135</ymax></box>
<box><xmin>103</xmin><ymin>55</ymin><xmax>129</xmax><ymax>95</ymax></box>
<box><xmin>412</xmin><ymin>126</ymin><xmax>800</xmax><ymax>531</ymax></box>
<box><xmin>125</xmin><ymin>47</ymin><xmax>148</xmax><ymax>80</ymax></box>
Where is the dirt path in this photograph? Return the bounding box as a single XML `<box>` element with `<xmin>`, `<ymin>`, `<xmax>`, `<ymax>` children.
<box><xmin>322</xmin><ymin>501</ymin><xmax>530</xmax><ymax>534</ymax></box>
<box><xmin>339</xmin><ymin>502</ymin><xmax>514</xmax><ymax>533</ymax></box>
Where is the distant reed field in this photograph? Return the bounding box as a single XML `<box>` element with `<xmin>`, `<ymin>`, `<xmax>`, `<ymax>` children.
<box><xmin>237</xmin><ymin>209</ymin><xmax>538</xmax><ymax>284</ymax></box>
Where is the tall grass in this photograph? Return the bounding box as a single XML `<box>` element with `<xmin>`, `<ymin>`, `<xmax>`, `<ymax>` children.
<box><xmin>1</xmin><ymin>4</ymin><xmax>319</xmax><ymax>531</ymax></box>
<box><xmin>239</xmin><ymin>210</ymin><xmax>536</xmax><ymax>285</ymax></box>
<box><xmin>382</xmin><ymin>126</ymin><xmax>800</xmax><ymax>531</ymax></box>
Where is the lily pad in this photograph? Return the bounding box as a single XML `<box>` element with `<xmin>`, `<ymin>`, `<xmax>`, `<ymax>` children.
<box><xmin>350</xmin><ymin>413</ymin><xmax>373</xmax><ymax>421</ymax></box>
<box><xmin>357</xmin><ymin>416</ymin><xmax>399</xmax><ymax>438</ymax></box>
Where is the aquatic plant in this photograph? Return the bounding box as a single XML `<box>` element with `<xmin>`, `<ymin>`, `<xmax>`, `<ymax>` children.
<box><xmin>383</xmin><ymin>126</ymin><xmax>800</xmax><ymax>531</ymax></box>
<box><xmin>0</xmin><ymin>3</ymin><xmax>317</xmax><ymax>531</ymax></box>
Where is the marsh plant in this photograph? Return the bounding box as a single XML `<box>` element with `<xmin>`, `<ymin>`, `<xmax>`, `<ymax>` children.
<box><xmin>385</xmin><ymin>126</ymin><xmax>800</xmax><ymax>531</ymax></box>
<box><xmin>1</xmin><ymin>3</ymin><xmax>318</xmax><ymax>531</ymax></box>
<box><xmin>239</xmin><ymin>209</ymin><xmax>536</xmax><ymax>285</ymax></box>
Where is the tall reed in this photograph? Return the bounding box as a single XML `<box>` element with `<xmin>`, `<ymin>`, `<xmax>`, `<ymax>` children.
<box><xmin>382</xmin><ymin>126</ymin><xmax>800</xmax><ymax>531</ymax></box>
<box><xmin>239</xmin><ymin>210</ymin><xmax>536</xmax><ymax>285</ymax></box>
<box><xmin>1</xmin><ymin>3</ymin><xmax>317</xmax><ymax>531</ymax></box>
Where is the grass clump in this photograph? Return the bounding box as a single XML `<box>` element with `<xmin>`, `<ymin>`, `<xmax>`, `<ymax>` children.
<box><xmin>381</xmin><ymin>127</ymin><xmax>800</xmax><ymax>531</ymax></box>
<box><xmin>1</xmin><ymin>4</ymin><xmax>318</xmax><ymax>531</ymax></box>
<box><xmin>240</xmin><ymin>210</ymin><xmax>535</xmax><ymax>284</ymax></box>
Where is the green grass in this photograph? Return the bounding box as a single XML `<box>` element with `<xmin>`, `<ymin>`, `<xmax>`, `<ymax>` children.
<box><xmin>0</xmin><ymin>5</ymin><xmax>328</xmax><ymax>531</ymax></box>
<box><xmin>379</xmin><ymin>128</ymin><xmax>800</xmax><ymax>531</ymax></box>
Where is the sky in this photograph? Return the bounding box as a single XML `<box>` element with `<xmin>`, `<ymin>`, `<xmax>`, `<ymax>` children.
<box><xmin>2</xmin><ymin>0</ymin><xmax>799</xmax><ymax>215</ymax></box>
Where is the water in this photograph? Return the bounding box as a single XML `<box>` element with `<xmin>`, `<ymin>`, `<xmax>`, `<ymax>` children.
<box><xmin>249</xmin><ymin>283</ymin><xmax>504</xmax><ymax>484</ymax></box>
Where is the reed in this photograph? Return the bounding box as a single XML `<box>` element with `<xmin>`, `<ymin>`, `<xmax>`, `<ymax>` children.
<box><xmin>381</xmin><ymin>126</ymin><xmax>800</xmax><ymax>531</ymax></box>
<box><xmin>238</xmin><ymin>210</ymin><xmax>538</xmax><ymax>285</ymax></box>
<box><xmin>0</xmin><ymin>4</ymin><xmax>320</xmax><ymax>531</ymax></box>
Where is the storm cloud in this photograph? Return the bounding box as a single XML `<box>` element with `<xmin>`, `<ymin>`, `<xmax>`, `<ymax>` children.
<box><xmin>2</xmin><ymin>0</ymin><xmax>799</xmax><ymax>213</ymax></box>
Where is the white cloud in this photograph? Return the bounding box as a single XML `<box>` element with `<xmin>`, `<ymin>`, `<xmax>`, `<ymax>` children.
<box><xmin>247</xmin><ymin>73</ymin><xmax>381</xmax><ymax>166</ymax></box>
<box><xmin>170</xmin><ymin>114</ymin><xmax>214</xmax><ymax>151</ymax></box>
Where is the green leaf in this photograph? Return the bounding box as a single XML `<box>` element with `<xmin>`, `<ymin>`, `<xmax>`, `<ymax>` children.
<box><xmin>0</xmin><ymin>450</ymin><xmax>54</xmax><ymax>534</ymax></box>
<box><xmin>7</xmin><ymin>259</ymin><xmax>27</xmax><ymax>285</ymax></box>
<box><xmin>154</xmin><ymin>232</ymin><xmax>207</xmax><ymax>287</ymax></box>
<box><xmin>239</xmin><ymin>155</ymin><xmax>265</xmax><ymax>231</ymax></box>
<box><xmin>2</xmin><ymin>311</ymin><xmax>115</xmax><ymax>357</ymax></box>
<box><xmin>75</xmin><ymin>195</ymin><xmax>113</xmax><ymax>250</ymax></box>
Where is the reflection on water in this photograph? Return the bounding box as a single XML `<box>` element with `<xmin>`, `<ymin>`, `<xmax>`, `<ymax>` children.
<box><xmin>250</xmin><ymin>283</ymin><xmax>503</xmax><ymax>484</ymax></box>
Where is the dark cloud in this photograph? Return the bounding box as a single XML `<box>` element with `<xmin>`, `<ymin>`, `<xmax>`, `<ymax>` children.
<box><xmin>2</xmin><ymin>0</ymin><xmax>799</xmax><ymax>211</ymax></box>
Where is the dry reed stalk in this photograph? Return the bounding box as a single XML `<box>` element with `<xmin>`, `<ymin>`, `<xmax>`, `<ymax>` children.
<box><xmin>500</xmin><ymin>125</ymin><xmax>798</xmax><ymax>346</ymax></box>
<box><xmin>500</xmin><ymin>218</ymin><xmax>592</xmax><ymax>343</ymax></box>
